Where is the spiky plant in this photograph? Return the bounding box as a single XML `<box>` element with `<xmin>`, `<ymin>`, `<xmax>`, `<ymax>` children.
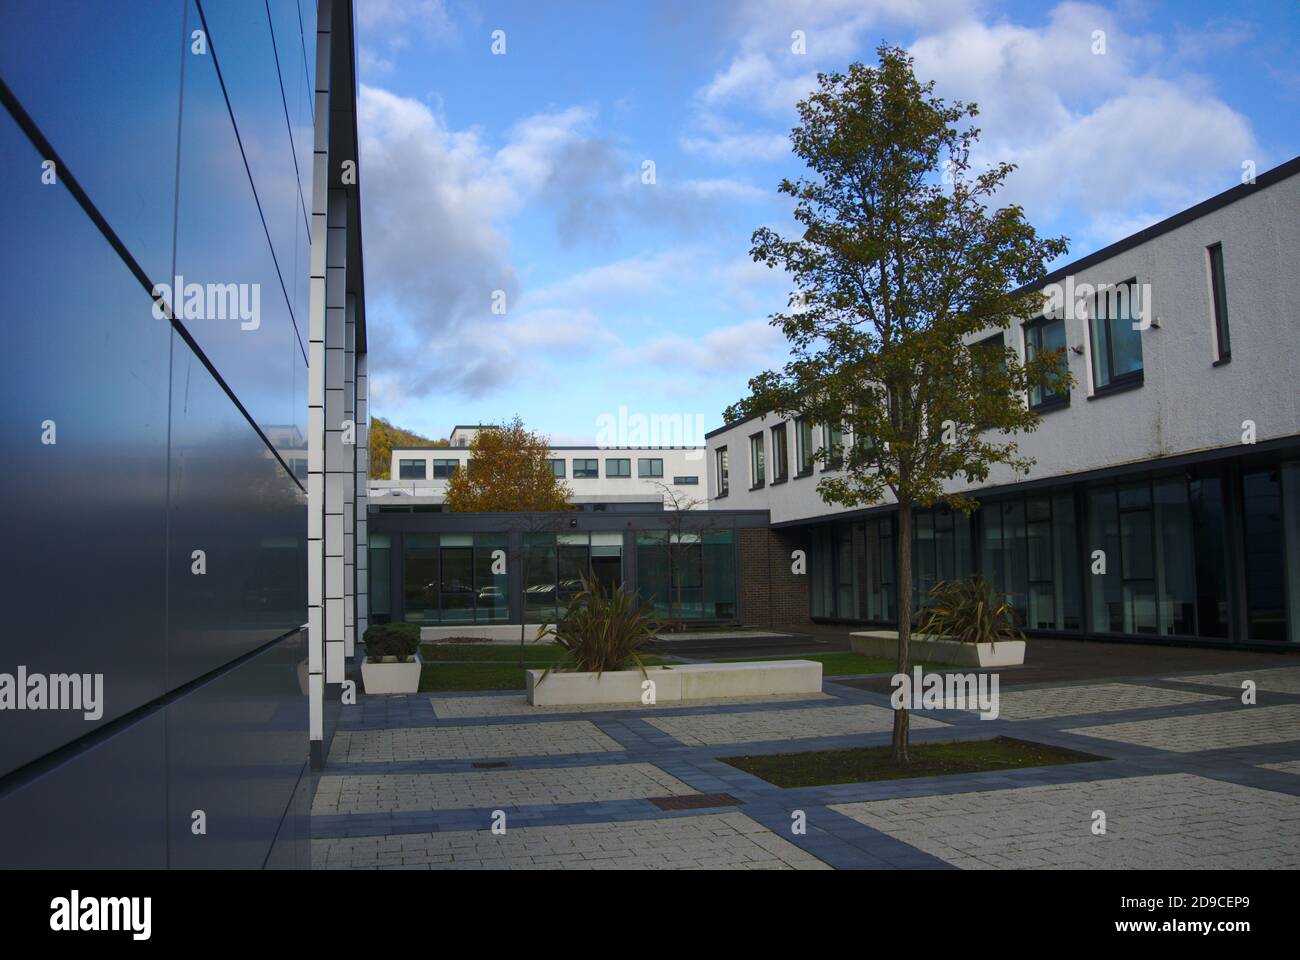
<box><xmin>535</xmin><ymin>576</ymin><xmax>662</xmax><ymax>679</ymax></box>
<box><xmin>913</xmin><ymin>577</ymin><xmax>1026</xmax><ymax>648</ymax></box>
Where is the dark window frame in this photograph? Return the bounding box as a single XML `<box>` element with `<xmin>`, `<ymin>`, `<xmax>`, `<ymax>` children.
<box><xmin>398</xmin><ymin>458</ymin><xmax>426</xmax><ymax>480</ymax></box>
<box><xmin>715</xmin><ymin>446</ymin><xmax>729</xmax><ymax>497</ymax></box>
<box><xmin>637</xmin><ymin>457</ymin><xmax>664</xmax><ymax>478</ymax></box>
<box><xmin>547</xmin><ymin>458</ymin><xmax>566</xmax><ymax>478</ymax></box>
<box><xmin>1023</xmin><ymin>315</ymin><xmax>1071</xmax><ymax>412</ymax></box>
<box><xmin>606</xmin><ymin>457</ymin><xmax>631</xmax><ymax>478</ymax></box>
<box><xmin>1088</xmin><ymin>277</ymin><xmax>1145</xmax><ymax>394</ymax></box>
<box><xmin>1207</xmin><ymin>242</ymin><xmax>1231</xmax><ymax>365</ymax></box>
<box><xmin>573</xmin><ymin>458</ymin><xmax>599</xmax><ymax>479</ymax></box>
<box><xmin>770</xmin><ymin>422</ymin><xmax>789</xmax><ymax>484</ymax></box>
<box><xmin>794</xmin><ymin>417</ymin><xmax>814</xmax><ymax>477</ymax></box>
<box><xmin>748</xmin><ymin>431</ymin><xmax>765</xmax><ymax>489</ymax></box>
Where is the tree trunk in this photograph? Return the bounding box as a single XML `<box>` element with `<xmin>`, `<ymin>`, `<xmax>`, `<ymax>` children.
<box><xmin>893</xmin><ymin>499</ymin><xmax>913</xmax><ymax>763</ymax></box>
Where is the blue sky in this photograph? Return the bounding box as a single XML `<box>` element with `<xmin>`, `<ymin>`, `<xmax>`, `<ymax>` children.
<box><xmin>355</xmin><ymin>0</ymin><xmax>1300</xmax><ymax>444</ymax></box>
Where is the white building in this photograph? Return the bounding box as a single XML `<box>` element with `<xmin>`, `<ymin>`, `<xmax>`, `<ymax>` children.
<box><xmin>706</xmin><ymin>156</ymin><xmax>1300</xmax><ymax>647</ymax></box>
<box><xmin>373</xmin><ymin>424</ymin><xmax>709</xmax><ymax>510</ymax></box>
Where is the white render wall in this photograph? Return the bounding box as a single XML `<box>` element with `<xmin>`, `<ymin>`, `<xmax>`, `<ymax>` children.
<box><xmin>708</xmin><ymin>170</ymin><xmax>1300</xmax><ymax>526</ymax></box>
<box><xmin>380</xmin><ymin>445</ymin><xmax>711</xmax><ymax>508</ymax></box>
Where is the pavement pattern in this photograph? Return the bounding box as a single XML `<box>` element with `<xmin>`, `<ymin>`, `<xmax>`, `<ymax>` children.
<box><xmin>311</xmin><ymin>663</ymin><xmax>1300</xmax><ymax>870</ymax></box>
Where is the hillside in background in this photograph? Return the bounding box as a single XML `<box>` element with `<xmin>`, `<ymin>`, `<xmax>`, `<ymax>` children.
<box><xmin>369</xmin><ymin>416</ymin><xmax>447</xmax><ymax>478</ymax></box>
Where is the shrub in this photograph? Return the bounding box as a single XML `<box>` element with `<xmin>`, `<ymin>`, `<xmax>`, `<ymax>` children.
<box><xmin>913</xmin><ymin>577</ymin><xmax>1025</xmax><ymax>648</ymax></box>
<box><xmin>535</xmin><ymin>577</ymin><xmax>661</xmax><ymax>679</ymax></box>
<box><xmin>363</xmin><ymin>622</ymin><xmax>421</xmax><ymax>661</ymax></box>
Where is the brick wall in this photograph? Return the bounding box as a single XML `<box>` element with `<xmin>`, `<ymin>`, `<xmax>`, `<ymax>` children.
<box><xmin>739</xmin><ymin>526</ymin><xmax>813</xmax><ymax>629</ymax></box>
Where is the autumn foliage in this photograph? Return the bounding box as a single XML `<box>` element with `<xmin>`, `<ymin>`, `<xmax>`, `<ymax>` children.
<box><xmin>443</xmin><ymin>417</ymin><xmax>572</xmax><ymax>512</ymax></box>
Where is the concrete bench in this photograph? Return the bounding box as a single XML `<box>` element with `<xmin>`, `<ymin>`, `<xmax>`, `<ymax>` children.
<box><xmin>526</xmin><ymin>659</ymin><xmax>823</xmax><ymax>707</ymax></box>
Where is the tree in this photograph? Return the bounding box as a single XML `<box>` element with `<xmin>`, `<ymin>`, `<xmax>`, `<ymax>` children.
<box><xmin>443</xmin><ymin>416</ymin><xmax>572</xmax><ymax>512</ymax></box>
<box><xmin>726</xmin><ymin>45</ymin><xmax>1070</xmax><ymax>762</ymax></box>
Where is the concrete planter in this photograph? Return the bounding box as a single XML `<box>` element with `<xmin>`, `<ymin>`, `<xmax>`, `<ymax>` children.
<box><xmin>360</xmin><ymin>653</ymin><xmax>424</xmax><ymax>694</ymax></box>
<box><xmin>526</xmin><ymin>660</ymin><xmax>823</xmax><ymax>707</ymax></box>
<box><xmin>420</xmin><ymin>625</ymin><xmax>556</xmax><ymax>644</ymax></box>
<box><xmin>849</xmin><ymin>630</ymin><xmax>1025</xmax><ymax>667</ymax></box>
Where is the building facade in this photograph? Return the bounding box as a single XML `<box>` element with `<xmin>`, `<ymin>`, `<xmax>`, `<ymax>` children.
<box><xmin>376</xmin><ymin>441</ymin><xmax>710</xmax><ymax>511</ymax></box>
<box><xmin>707</xmin><ymin>158</ymin><xmax>1300</xmax><ymax>647</ymax></box>
<box><xmin>0</xmin><ymin>0</ymin><xmax>366</xmax><ymax>868</ymax></box>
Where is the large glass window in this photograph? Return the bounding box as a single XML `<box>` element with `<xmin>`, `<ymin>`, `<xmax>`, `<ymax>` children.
<box><xmin>1089</xmin><ymin>279</ymin><xmax>1144</xmax><ymax>390</ymax></box>
<box><xmin>402</xmin><ymin>533</ymin><xmax>439</xmax><ymax>622</ymax></box>
<box><xmin>638</xmin><ymin>458</ymin><xmax>663</xmax><ymax>478</ymax></box>
<box><xmin>1242</xmin><ymin>468</ymin><xmax>1287</xmax><ymax>642</ymax></box>
<box><xmin>606</xmin><ymin>458</ymin><xmax>630</xmax><ymax>478</ymax></box>
<box><xmin>473</xmin><ymin>533</ymin><xmax>509</xmax><ymax>623</ymax></box>
<box><xmin>368</xmin><ymin>534</ymin><xmax>392</xmax><ymax>623</ymax></box>
<box><xmin>749</xmin><ymin>432</ymin><xmax>765</xmax><ymax>487</ymax></box>
<box><xmin>1088</xmin><ymin>476</ymin><xmax>1196</xmax><ymax>636</ymax></box>
<box><xmin>398</xmin><ymin>458</ymin><xmax>426</xmax><ymax>480</ymax></box>
<box><xmin>548</xmin><ymin>458</ymin><xmax>566</xmax><ymax>478</ymax></box>
<box><xmin>1024</xmin><ymin>316</ymin><xmax>1070</xmax><ymax>409</ymax></box>
<box><xmin>1190</xmin><ymin>475</ymin><xmax>1231</xmax><ymax>638</ymax></box>
<box><xmin>573</xmin><ymin>459</ymin><xmax>598</xmax><ymax>479</ymax></box>
<box><xmin>431</xmin><ymin>458</ymin><xmax>459</xmax><ymax>479</ymax></box>
<box><xmin>636</xmin><ymin>529</ymin><xmax>734</xmax><ymax>620</ymax></box>
<box><xmin>716</xmin><ymin>447</ymin><xmax>729</xmax><ymax>496</ymax></box>
<box><xmin>979</xmin><ymin>493</ymin><xmax>1080</xmax><ymax>630</ymax></box>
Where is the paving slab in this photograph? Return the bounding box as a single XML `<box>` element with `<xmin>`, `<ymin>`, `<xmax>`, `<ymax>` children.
<box><xmin>329</xmin><ymin>720</ymin><xmax>622</xmax><ymax>763</ymax></box>
<box><xmin>647</xmin><ymin>703</ymin><xmax>947</xmax><ymax>746</ymax></box>
<box><xmin>993</xmin><ymin>683</ymin><xmax>1222</xmax><ymax>720</ymax></box>
<box><xmin>1066</xmin><ymin>704</ymin><xmax>1300</xmax><ymax>753</ymax></box>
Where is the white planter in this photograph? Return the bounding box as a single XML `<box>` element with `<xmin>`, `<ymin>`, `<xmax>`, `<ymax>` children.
<box><xmin>849</xmin><ymin>631</ymin><xmax>1025</xmax><ymax>667</ymax></box>
<box><xmin>361</xmin><ymin>653</ymin><xmax>424</xmax><ymax>694</ymax></box>
<box><xmin>526</xmin><ymin>660</ymin><xmax>823</xmax><ymax>707</ymax></box>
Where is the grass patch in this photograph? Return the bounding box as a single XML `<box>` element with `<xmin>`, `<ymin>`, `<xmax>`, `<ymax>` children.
<box><xmin>419</xmin><ymin>652</ymin><xmax>669</xmax><ymax>692</ymax></box>
<box><xmin>720</xmin><ymin>737</ymin><xmax>1102</xmax><ymax>788</ymax></box>
<box><xmin>421</xmin><ymin>642</ymin><xmax>567</xmax><ymax>663</ymax></box>
<box><xmin>710</xmin><ymin>652</ymin><xmax>947</xmax><ymax>676</ymax></box>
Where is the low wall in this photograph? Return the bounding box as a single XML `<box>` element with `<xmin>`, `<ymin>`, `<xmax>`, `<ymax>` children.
<box><xmin>527</xmin><ymin>660</ymin><xmax>823</xmax><ymax>707</ymax></box>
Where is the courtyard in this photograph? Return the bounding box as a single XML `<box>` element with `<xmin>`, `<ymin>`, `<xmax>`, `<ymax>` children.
<box><xmin>311</xmin><ymin>638</ymin><xmax>1300</xmax><ymax>870</ymax></box>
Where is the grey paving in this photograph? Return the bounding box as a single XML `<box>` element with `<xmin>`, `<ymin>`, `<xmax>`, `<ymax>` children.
<box><xmin>431</xmin><ymin>690</ymin><xmax>832</xmax><ymax>719</ymax></box>
<box><xmin>830</xmin><ymin>773</ymin><xmax>1300</xmax><ymax>869</ymax></box>
<box><xmin>312</xmin><ymin>811</ymin><xmax>832</xmax><ymax>870</ymax></box>
<box><xmin>647</xmin><ymin>703</ymin><xmax>948</xmax><ymax>746</ymax></box>
<box><xmin>312</xmin><ymin>762</ymin><xmax>696</xmax><ymax>815</ymax></box>
<box><xmin>1170</xmin><ymin>666</ymin><xmax>1300</xmax><ymax>695</ymax></box>
<box><xmin>1066</xmin><ymin>704</ymin><xmax>1300</xmax><ymax>753</ymax></box>
<box><xmin>993</xmin><ymin>683</ymin><xmax>1222</xmax><ymax>720</ymax></box>
<box><xmin>328</xmin><ymin>720</ymin><xmax>622</xmax><ymax>763</ymax></box>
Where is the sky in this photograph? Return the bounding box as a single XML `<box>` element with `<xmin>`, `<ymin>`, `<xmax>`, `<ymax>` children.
<box><xmin>354</xmin><ymin>0</ymin><xmax>1300</xmax><ymax>445</ymax></box>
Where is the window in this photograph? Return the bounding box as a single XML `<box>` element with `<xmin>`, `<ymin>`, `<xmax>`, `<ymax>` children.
<box><xmin>606</xmin><ymin>458</ymin><xmax>631</xmax><ymax>478</ymax></box>
<box><xmin>770</xmin><ymin>423</ymin><xmax>789</xmax><ymax>482</ymax></box>
<box><xmin>823</xmin><ymin>423</ymin><xmax>844</xmax><ymax>469</ymax></box>
<box><xmin>1024</xmin><ymin>316</ymin><xmax>1070</xmax><ymax>409</ymax></box>
<box><xmin>431</xmin><ymin>458</ymin><xmax>459</xmax><ymax>479</ymax></box>
<box><xmin>674</xmin><ymin>475</ymin><xmax>699</xmax><ymax>485</ymax></box>
<box><xmin>795</xmin><ymin>417</ymin><xmax>814</xmax><ymax>476</ymax></box>
<box><xmin>1208</xmin><ymin>243</ymin><xmax>1231</xmax><ymax>363</ymax></box>
<box><xmin>1088</xmin><ymin>279</ymin><xmax>1144</xmax><ymax>390</ymax></box>
<box><xmin>573</xmin><ymin>459</ymin><xmax>598</xmax><ymax>479</ymax></box>
<box><xmin>398</xmin><ymin>458</ymin><xmax>426</xmax><ymax>480</ymax></box>
<box><xmin>749</xmin><ymin>432</ymin><xmax>765</xmax><ymax>488</ymax></box>
<box><xmin>716</xmin><ymin>447</ymin><xmax>729</xmax><ymax>496</ymax></box>
<box><xmin>638</xmin><ymin>458</ymin><xmax>663</xmax><ymax>478</ymax></box>
<box><xmin>548</xmin><ymin>458</ymin><xmax>566</xmax><ymax>478</ymax></box>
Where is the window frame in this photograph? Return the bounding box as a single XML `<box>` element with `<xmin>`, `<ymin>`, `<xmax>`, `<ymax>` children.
<box><xmin>715</xmin><ymin>446</ymin><xmax>729</xmax><ymax>497</ymax></box>
<box><xmin>748</xmin><ymin>432</ymin><xmax>765</xmax><ymax>489</ymax></box>
<box><xmin>770</xmin><ymin>422</ymin><xmax>789</xmax><ymax>483</ymax></box>
<box><xmin>637</xmin><ymin>457</ymin><xmax>664</xmax><ymax>478</ymax></box>
<box><xmin>398</xmin><ymin>458</ymin><xmax>427</xmax><ymax>480</ymax></box>
<box><xmin>573</xmin><ymin>458</ymin><xmax>599</xmax><ymax>479</ymax></box>
<box><xmin>1088</xmin><ymin>277</ymin><xmax>1145</xmax><ymax>394</ymax></box>
<box><xmin>547</xmin><ymin>457</ymin><xmax>566</xmax><ymax>478</ymax></box>
<box><xmin>1207</xmin><ymin>242</ymin><xmax>1231</xmax><ymax>365</ymax></box>
<box><xmin>1023</xmin><ymin>315</ymin><xmax>1071</xmax><ymax>412</ymax></box>
<box><xmin>605</xmin><ymin>457</ymin><xmax>631</xmax><ymax>478</ymax></box>
<box><xmin>431</xmin><ymin>458</ymin><xmax>460</xmax><ymax>479</ymax></box>
<box><xmin>794</xmin><ymin>417</ymin><xmax>814</xmax><ymax>477</ymax></box>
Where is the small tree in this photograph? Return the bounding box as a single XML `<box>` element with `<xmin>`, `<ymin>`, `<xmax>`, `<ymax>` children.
<box><xmin>444</xmin><ymin>416</ymin><xmax>571</xmax><ymax>512</ymax></box>
<box><xmin>727</xmin><ymin>46</ymin><xmax>1070</xmax><ymax>762</ymax></box>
